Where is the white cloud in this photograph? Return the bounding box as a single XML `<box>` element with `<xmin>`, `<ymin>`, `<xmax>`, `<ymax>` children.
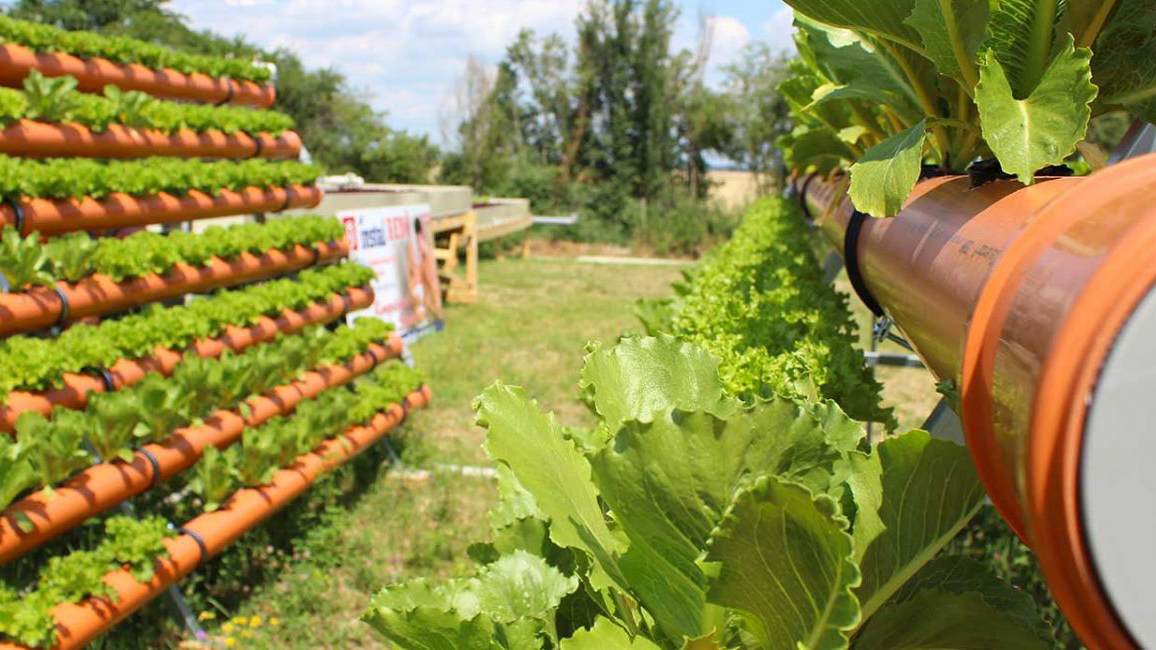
<box><xmin>764</xmin><ymin>5</ymin><xmax>797</xmax><ymax>54</ymax></box>
<box><xmin>170</xmin><ymin>1</ymin><xmax>788</xmax><ymax>138</ymax></box>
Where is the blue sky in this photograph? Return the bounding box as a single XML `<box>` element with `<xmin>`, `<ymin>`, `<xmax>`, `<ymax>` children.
<box><xmin>170</xmin><ymin>0</ymin><xmax>796</xmax><ymax>144</ymax></box>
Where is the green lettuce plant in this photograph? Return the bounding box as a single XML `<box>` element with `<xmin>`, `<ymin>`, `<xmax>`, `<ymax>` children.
<box><xmin>780</xmin><ymin>0</ymin><xmax>1151</xmax><ymax>216</ymax></box>
<box><xmin>364</xmin><ymin>336</ymin><xmax>1050</xmax><ymax>649</ymax></box>
<box><xmin>0</xmin><ymin>15</ymin><xmax>271</xmax><ymax>82</ymax></box>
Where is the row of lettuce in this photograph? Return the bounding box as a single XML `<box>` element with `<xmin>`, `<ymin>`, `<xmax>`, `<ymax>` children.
<box><xmin>0</xmin><ymin>71</ymin><xmax>294</xmax><ymax>135</ymax></box>
<box><xmin>0</xmin><ymin>15</ymin><xmax>271</xmax><ymax>82</ymax></box>
<box><xmin>362</xmin><ymin>197</ymin><xmax>1052</xmax><ymax>649</ymax></box>
<box><xmin>0</xmin><ymin>156</ymin><xmax>318</xmax><ymax>203</ymax></box>
<box><xmin>0</xmin><ymin>357</ymin><xmax>423</xmax><ymax>648</ymax></box>
<box><xmin>0</xmin><ymin>214</ymin><xmax>342</xmax><ymax>287</ymax></box>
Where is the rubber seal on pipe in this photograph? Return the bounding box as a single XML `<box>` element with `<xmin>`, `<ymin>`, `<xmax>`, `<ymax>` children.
<box><xmin>216</xmin><ymin>78</ymin><xmax>235</xmax><ymax>107</ymax></box>
<box><xmin>134</xmin><ymin>446</ymin><xmax>162</xmax><ymax>487</ymax></box>
<box><xmin>279</xmin><ymin>185</ymin><xmax>294</xmax><ymax>212</ymax></box>
<box><xmin>798</xmin><ymin>173</ymin><xmax>818</xmax><ymax>220</ymax></box>
<box><xmin>82</xmin><ymin>365</ymin><xmax>116</xmax><ymax>392</ymax></box>
<box><xmin>52</xmin><ymin>285</ymin><xmax>71</xmax><ymax>326</ymax></box>
<box><xmin>180</xmin><ymin>527</ymin><xmax>210</xmax><ymax>568</ymax></box>
<box><xmin>844</xmin><ymin>210</ymin><xmax>885</xmax><ymax>317</ymax></box>
<box><xmin>6</xmin><ymin>200</ymin><xmax>26</xmax><ymax>235</ymax></box>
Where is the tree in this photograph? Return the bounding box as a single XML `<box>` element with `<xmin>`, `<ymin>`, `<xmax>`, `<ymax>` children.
<box><xmin>722</xmin><ymin>44</ymin><xmax>795</xmax><ymax>191</ymax></box>
<box><xmin>438</xmin><ymin>55</ymin><xmax>517</xmax><ymax>191</ymax></box>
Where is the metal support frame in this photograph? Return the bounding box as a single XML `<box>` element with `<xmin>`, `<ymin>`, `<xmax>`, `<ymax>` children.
<box><xmin>80</xmin><ymin>438</ymin><xmax>209</xmax><ymax>643</ymax></box>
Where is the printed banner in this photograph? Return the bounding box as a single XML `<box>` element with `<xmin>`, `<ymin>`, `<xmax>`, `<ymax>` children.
<box><xmin>339</xmin><ymin>204</ymin><xmax>443</xmax><ymax>341</ymax></box>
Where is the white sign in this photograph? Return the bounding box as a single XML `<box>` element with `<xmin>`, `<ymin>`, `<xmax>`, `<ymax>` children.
<box><xmin>340</xmin><ymin>204</ymin><xmax>443</xmax><ymax>340</ymax></box>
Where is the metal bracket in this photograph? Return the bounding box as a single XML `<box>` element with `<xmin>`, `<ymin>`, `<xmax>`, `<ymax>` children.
<box><xmin>1109</xmin><ymin>121</ymin><xmax>1156</xmax><ymax>165</ymax></box>
<box><xmin>872</xmin><ymin>316</ymin><xmax>915</xmax><ymax>351</ymax></box>
<box><xmin>921</xmin><ymin>398</ymin><xmax>965</xmax><ymax>445</ymax></box>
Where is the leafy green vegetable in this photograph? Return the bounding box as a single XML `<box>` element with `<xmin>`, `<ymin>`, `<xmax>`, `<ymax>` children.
<box><xmin>975</xmin><ymin>37</ymin><xmax>1097</xmax><ymax>185</ymax></box>
<box><xmin>0</xmin><ymin>15</ymin><xmax>271</xmax><ymax>82</ymax></box>
<box><xmin>702</xmin><ymin>475</ymin><xmax>860</xmax><ymax>650</ymax></box>
<box><xmin>0</xmin><ymin>515</ymin><xmax>174</xmax><ymax>646</ymax></box>
<box><xmin>365</xmin><ymin>335</ymin><xmax>1045</xmax><ymax>649</ymax></box>
<box><xmin>0</xmin><ymin>262</ymin><xmax>374</xmax><ymax>397</ymax></box>
<box><xmin>651</xmin><ymin>197</ymin><xmax>892</xmax><ymax>425</ymax></box>
<box><xmin>0</xmin><ymin>225</ymin><xmax>53</xmax><ymax>290</ymax></box>
<box><xmin>0</xmin><ymin>156</ymin><xmax>320</xmax><ymax>203</ymax></box>
<box><xmin>779</xmin><ymin>0</ymin><xmax>1143</xmax><ymax>215</ymax></box>
<box><xmin>848</xmin><ymin>120</ymin><xmax>927</xmax><ymax>217</ymax></box>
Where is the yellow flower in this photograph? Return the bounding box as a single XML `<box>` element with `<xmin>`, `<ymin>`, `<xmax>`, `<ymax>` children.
<box><xmin>225</xmin><ymin>638</ymin><xmax>236</xmax><ymax>648</ymax></box>
<box><xmin>269</xmin><ymin>617</ymin><xmax>280</xmax><ymax>627</ymax></box>
<box><xmin>249</xmin><ymin>615</ymin><xmax>262</xmax><ymax>628</ymax></box>
<box><xmin>233</xmin><ymin>616</ymin><xmax>248</xmax><ymax>625</ymax></box>
<box><xmin>222</xmin><ymin>623</ymin><xmax>234</xmax><ymax>634</ymax></box>
<box><xmin>197</xmin><ymin>610</ymin><xmax>216</xmax><ymax>621</ymax></box>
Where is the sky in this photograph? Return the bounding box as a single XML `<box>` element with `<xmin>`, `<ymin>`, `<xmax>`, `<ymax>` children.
<box><xmin>169</xmin><ymin>0</ymin><xmax>796</xmax><ymax>144</ymax></box>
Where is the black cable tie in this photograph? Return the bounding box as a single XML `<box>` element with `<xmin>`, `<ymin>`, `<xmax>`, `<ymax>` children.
<box><xmin>138</xmin><ymin>447</ymin><xmax>162</xmax><ymax>488</ymax></box>
<box><xmin>798</xmin><ymin>173</ymin><xmax>818</xmax><ymax>221</ymax></box>
<box><xmin>52</xmin><ymin>285</ymin><xmax>71</xmax><ymax>326</ymax></box>
<box><xmin>215</xmin><ymin>77</ymin><xmax>235</xmax><ymax>107</ymax></box>
<box><xmin>366</xmin><ymin>344</ymin><xmax>381</xmax><ymax>365</ymax></box>
<box><xmin>308</xmin><ymin>245</ymin><xmax>321</xmax><ymax>267</ymax></box>
<box><xmin>844</xmin><ymin>210</ymin><xmax>885</xmax><ymax>318</ymax></box>
<box><xmin>279</xmin><ymin>185</ymin><xmax>294</xmax><ymax>212</ymax></box>
<box><xmin>82</xmin><ymin>365</ymin><xmax>116</xmax><ymax>392</ymax></box>
<box><xmin>179</xmin><ymin>527</ymin><xmax>210</xmax><ymax>569</ymax></box>
<box><xmin>249</xmin><ymin>134</ymin><xmax>264</xmax><ymax>160</ymax></box>
<box><xmin>6</xmin><ymin>200</ymin><xmax>25</xmax><ymax>235</ymax></box>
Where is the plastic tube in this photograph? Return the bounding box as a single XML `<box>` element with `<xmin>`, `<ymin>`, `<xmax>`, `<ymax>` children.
<box><xmin>0</xmin><ymin>340</ymin><xmax>401</xmax><ymax>566</ymax></box>
<box><xmin>0</xmin><ymin>185</ymin><xmax>323</xmax><ymax>237</ymax></box>
<box><xmin>0</xmin><ymin>121</ymin><xmax>300</xmax><ymax>160</ymax></box>
<box><xmin>0</xmin><ymin>44</ymin><xmax>274</xmax><ymax>107</ymax></box>
<box><xmin>0</xmin><ymin>240</ymin><xmax>347</xmax><ymax>337</ymax></box>
<box><xmin>0</xmin><ymin>387</ymin><xmax>429</xmax><ymax>650</ymax></box>
<box><xmin>799</xmin><ymin>155</ymin><xmax>1156</xmax><ymax>650</ymax></box>
<box><xmin>0</xmin><ymin>286</ymin><xmax>375</xmax><ymax>431</ymax></box>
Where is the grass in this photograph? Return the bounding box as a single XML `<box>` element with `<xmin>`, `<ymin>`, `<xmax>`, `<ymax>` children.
<box><xmin>187</xmin><ymin>256</ymin><xmax>687</xmax><ymax>649</ymax></box>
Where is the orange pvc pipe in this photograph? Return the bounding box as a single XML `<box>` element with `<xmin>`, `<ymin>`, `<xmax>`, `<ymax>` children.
<box><xmin>0</xmin><ymin>44</ymin><xmax>275</xmax><ymax>108</ymax></box>
<box><xmin>0</xmin><ymin>340</ymin><xmax>401</xmax><ymax>566</ymax></box>
<box><xmin>0</xmin><ymin>121</ymin><xmax>300</xmax><ymax>160</ymax></box>
<box><xmin>800</xmin><ymin>156</ymin><xmax>1156</xmax><ymax>649</ymax></box>
<box><xmin>0</xmin><ymin>185</ymin><xmax>322</xmax><ymax>237</ymax></box>
<box><xmin>0</xmin><ymin>239</ymin><xmax>347</xmax><ymax>337</ymax></box>
<box><xmin>0</xmin><ymin>287</ymin><xmax>374</xmax><ymax>431</ymax></box>
<box><xmin>5</xmin><ymin>387</ymin><xmax>428</xmax><ymax>650</ymax></box>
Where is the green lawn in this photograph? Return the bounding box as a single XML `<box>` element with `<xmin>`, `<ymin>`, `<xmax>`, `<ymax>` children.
<box><xmin>190</xmin><ymin>256</ymin><xmax>687</xmax><ymax>649</ymax></box>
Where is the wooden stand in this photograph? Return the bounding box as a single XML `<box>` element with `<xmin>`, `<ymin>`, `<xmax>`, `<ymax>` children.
<box><xmin>433</xmin><ymin>210</ymin><xmax>478</xmax><ymax>304</ymax></box>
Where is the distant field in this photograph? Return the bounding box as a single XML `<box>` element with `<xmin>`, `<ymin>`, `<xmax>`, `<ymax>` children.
<box><xmin>706</xmin><ymin>169</ymin><xmax>766</xmax><ymax>210</ymax></box>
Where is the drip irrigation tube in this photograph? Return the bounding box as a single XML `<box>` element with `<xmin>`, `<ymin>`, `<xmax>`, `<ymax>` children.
<box><xmin>798</xmin><ymin>154</ymin><xmax>1156</xmax><ymax>650</ymax></box>
<box><xmin>0</xmin><ymin>185</ymin><xmax>322</xmax><ymax>237</ymax></box>
<box><xmin>0</xmin><ymin>240</ymin><xmax>347</xmax><ymax>337</ymax></box>
<box><xmin>0</xmin><ymin>121</ymin><xmax>301</xmax><ymax>160</ymax></box>
<box><xmin>0</xmin><ymin>44</ymin><xmax>275</xmax><ymax>107</ymax></box>
<box><xmin>0</xmin><ymin>387</ymin><xmax>430</xmax><ymax>650</ymax></box>
<box><xmin>0</xmin><ymin>340</ymin><xmax>401</xmax><ymax>566</ymax></box>
<box><xmin>0</xmin><ymin>286</ymin><xmax>375</xmax><ymax>431</ymax></box>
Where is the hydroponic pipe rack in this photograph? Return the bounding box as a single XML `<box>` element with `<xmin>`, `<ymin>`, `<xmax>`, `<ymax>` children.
<box><xmin>797</xmin><ymin>153</ymin><xmax>1156</xmax><ymax>650</ymax></box>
